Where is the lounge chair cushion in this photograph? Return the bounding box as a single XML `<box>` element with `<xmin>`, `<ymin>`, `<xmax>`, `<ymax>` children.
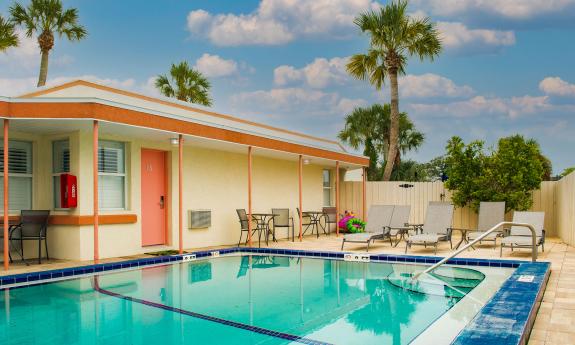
<box><xmin>343</xmin><ymin>233</ymin><xmax>379</xmax><ymax>242</ymax></box>
<box><xmin>467</xmin><ymin>231</ymin><xmax>500</xmax><ymax>241</ymax></box>
<box><xmin>408</xmin><ymin>234</ymin><xmax>448</xmax><ymax>244</ymax></box>
<box><xmin>501</xmin><ymin>236</ymin><xmax>542</xmax><ymax>246</ymax></box>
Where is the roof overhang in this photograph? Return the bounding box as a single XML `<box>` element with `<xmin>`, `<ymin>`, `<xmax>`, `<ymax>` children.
<box><xmin>0</xmin><ymin>97</ymin><xmax>369</xmax><ymax>167</ymax></box>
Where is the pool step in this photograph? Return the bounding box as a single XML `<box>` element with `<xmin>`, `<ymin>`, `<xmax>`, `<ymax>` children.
<box><xmin>387</xmin><ymin>271</ymin><xmax>483</xmax><ymax>299</ymax></box>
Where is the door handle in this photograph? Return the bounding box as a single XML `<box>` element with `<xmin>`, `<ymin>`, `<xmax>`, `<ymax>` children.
<box><xmin>160</xmin><ymin>196</ymin><xmax>165</xmax><ymax>209</ymax></box>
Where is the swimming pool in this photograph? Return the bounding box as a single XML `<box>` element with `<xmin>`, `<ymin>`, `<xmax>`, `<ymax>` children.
<box><xmin>0</xmin><ymin>249</ymin><xmax>549</xmax><ymax>345</ymax></box>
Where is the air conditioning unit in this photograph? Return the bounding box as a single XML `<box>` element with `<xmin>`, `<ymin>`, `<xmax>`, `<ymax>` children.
<box><xmin>188</xmin><ymin>209</ymin><xmax>211</xmax><ymax>229</ymax></box>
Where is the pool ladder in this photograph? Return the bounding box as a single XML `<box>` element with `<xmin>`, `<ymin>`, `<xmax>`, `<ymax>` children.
<box><xmin>412</xmin><ymin>222</ymin><xmax>538</xmax><ymax>280</ymax></box>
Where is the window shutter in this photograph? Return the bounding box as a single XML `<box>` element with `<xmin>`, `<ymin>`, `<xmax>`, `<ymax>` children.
<box><xmin>53</xmin><ymin>140</ymin><xmax>70</xmax><ymax>174</ymax></box>
<box><xmin>98</xmin><ymin>141</ymin><xmax>126</xmax><ymax>209</ymax></box>
<box><xmin>0</xmin><ymin>140</ymin><xmax>33</xmax><ymax>211</ymax></box>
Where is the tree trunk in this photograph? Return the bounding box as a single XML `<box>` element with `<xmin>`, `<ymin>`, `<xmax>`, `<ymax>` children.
<box><xmin>382</xmin><ymin>68</ymin><xmax>400</xmax><ymax>181</ymax></box>
<box><xmin>37</xmin><ymin>49</ymin><xmax>49</xmax><ymax>87</ymax></box>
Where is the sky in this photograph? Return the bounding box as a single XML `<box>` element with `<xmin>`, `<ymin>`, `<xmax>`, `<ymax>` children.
<box><xmin>1</xmin><ymin>0</ymin><xmax>574</xmax><ymax>173</ymax></box>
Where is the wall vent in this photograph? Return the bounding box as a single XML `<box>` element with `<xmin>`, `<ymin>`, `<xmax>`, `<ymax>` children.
<box><xmin>188</xmin><ymin>210</ymin><xmax>211</xmax><ymax>229</ymax></box>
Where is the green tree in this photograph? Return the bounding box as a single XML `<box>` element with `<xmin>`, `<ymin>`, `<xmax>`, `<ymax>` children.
<box><xmin>338</xmin><ymin>103</ymin><xmax>424</xmax><ymax>180</ymax></box>
<box><xmin>421</xmin><ymin>156</ymin><xmax>448</xmax><ymax>182</ymax></box>
<box><xmin>155</xmin><ymin>61</ymin><xmax>212</xmax><ymax>106</ymax></box>
<box><xmin>538</xmin><ymin>153</ymin><xmax>553</xmax><ymax>181</ymax></box>
<box><xmin>346</xmin><ymin>0</ymin><xmax>441</xmax><ymax>181</ymax></box>
<box><xmin>10</xmin><ymin>0</ymin><xmax>87</xmax><ymax>87</ymax></box>
<box><xmin>561</xmin><ymin>166</ymin><xmax>575</xmax><ymax>178</ymax></box>
<box><xmin>390</xmin><ymin>159</ymin><xmax>428</xmax><ymax>181</ymax></box>
<box><xmin>445</xmin><ymin>135</ymin><xmax>544</xmax><ymax>212</ymax></box>
<box><xmin>0</xmin><ymin>15</ymin><xmax>18</xmax><ymax>52</ymax></box>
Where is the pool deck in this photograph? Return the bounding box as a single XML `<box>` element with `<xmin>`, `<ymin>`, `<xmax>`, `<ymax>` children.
<box><xmin>1</xmin><ymin>234</ymin><xmax>573</xmax><ymax>344</ymax></box>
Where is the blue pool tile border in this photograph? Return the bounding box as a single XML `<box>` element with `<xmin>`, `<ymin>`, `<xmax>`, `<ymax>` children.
<box><xmin>0</xmin><ymin>246</ymin><xmax>549</xmax><ymax>345</ymax></box>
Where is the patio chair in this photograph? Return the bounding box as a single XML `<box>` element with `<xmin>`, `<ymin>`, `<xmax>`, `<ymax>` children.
<box><xmin>297</xmin><ymin>208</ymin><xmax>320</xmax><ymax>238</ymax></box>
<box><xmin>9</xmin><ymin>210</ymin><xmax>50</xmax><ymax>264</ymax></box>
<box><xmin>386</xmin><ymin>205</ymin><xmax>412</xmax><ymax>247</ymax></box>
<box><xmin>464</xmin><ymin>202</ymin><xmax>506</xmax><ymax>246</ymax></box>
<box><xmin>405</xmin><ymin>203</ymin><xmax>454</xmax><ymax>255</ymax></box>
<box><xmin>341</xmin><ymin>205</ymin><xmax>394</xmax><ymax>252</ymax></box>
<box><xmin>236</xmin><ymin>209</ymin><xmax>258</xmax><ymax>246</ymax></box>
<box><xmin>321</xmin><ymin>207</ymin><xmax>337</xmax><ymax>235</ymax></box>
<box><xmin>500</xmin><ymin>211</ymin><xmax>545</xmax><ymax>257</ymax></box>
<box><xmin>271</xmin><ymin>208</ymin><xmax>294</xmax><ymax>242</ymax></box>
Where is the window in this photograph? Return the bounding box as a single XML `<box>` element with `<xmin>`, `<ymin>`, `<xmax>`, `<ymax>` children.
<box><xmin>0</xmin><ymin>140</ymin><xmax>33</xmax><ymax>211</ymax></box>
<box><xmin>98</xmin><ymin>140</ymin><xmax>126</xmax><ymax>210</ymax></box>
<box><xmin>52</xmin><ymin>139</ymin><xmax>70</xmax><ymax>209</ymax></box>
<box><xmin>323</xmin><ymin>169</ymin><xmax>332</xmax><ymax>206</ymax></box>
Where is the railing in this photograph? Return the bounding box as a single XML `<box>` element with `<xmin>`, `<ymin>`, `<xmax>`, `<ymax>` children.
<box><xmin>412</xmin><ymin>222</ymin><xmax>538</xmax><ymax>280</ymax></box>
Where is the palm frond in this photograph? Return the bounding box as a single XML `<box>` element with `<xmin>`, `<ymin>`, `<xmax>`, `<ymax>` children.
<box><xmin>0</xmin><ymin>15</ymin><xmax>19</xmax><ymax>51</ymax></box>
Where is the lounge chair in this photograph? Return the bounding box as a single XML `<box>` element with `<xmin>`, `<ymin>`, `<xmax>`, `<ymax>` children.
<box><xmin>405</xmin><ymin>203</ymin><xmax>454</xmax><ymax>255</ymax></box>
<box><xmin>341</xmin><ymin>205</ymin><xmax>394</xmax><ymax>252</ymax></box>
<box><xmin>464</xmin><ymin>202</ymin><xmax>506</xmax><ymax>247</ymax></box>
<box><xmin>386</xmin><ymin>205</ymin><xmax>412</xmax><ymax>247</ymax></box>
<box><xmin>500</xmin><ymin>211</ymin><xmax>545</xmax><ymax>256</ymax></box>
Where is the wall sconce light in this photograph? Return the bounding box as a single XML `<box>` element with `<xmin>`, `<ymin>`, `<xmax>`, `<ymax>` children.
<box><xmin>170</xmin><ymin>137</ymin><xmax>180</xmax><ymax>146</ymax></box>
<box><xmin>303</xmin><ymin>159</ymin><xmax>311</xmax><ymax>165</ymax></box>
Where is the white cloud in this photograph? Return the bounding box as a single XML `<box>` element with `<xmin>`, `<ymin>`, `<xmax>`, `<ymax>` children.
<box><xmin>194</xmin><ymin>53</ymin><xmax>238</xmax><ymax>78</ymax></box>
<box><xmin>187</xmin><ymin>0</ymin><xmax>379</xmax><ymax>46</ymax></box>
<box><xmin>399</xmin><ymin>73</ymin><xmax>474</xmax><ymax>98</ymax></box>
<box><xmin>437</xmin><ymin>21</ymin><xmax>515</xmax><ymax>51</ymax></box>
<box><xmin>0</xmin><ymin>29</ymin><xmax>73</xmax><ymax>73</ymax></box>
<box><xmin>413</xmin><ymin>0</ymin><xmax>575</xmax><ymax>20</ymax></box>
<box><xmin>539</xmin><ymin>77</ymin><xmax>575</xmax><ymax>97</ymax></box>
<box><xmin>274</xmin><ymin>56</ymin><xmax>349</xmax><ymax>88</ymax></box>
<box><xmin>408</xmin><ymin>95</ymin><xmax>551</xmax><ymax>118</ymax></box>
<box><xmin>231</xmin><ymin>87</ymin><xmax>367</xmax><ymax>117</ymax></box>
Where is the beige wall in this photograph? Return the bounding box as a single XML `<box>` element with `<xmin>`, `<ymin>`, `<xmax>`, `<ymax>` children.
<box><xmin>340</xmin><ymin>180</ymin><xmax>557</xmax><ymax>236</ymax></box>
<box><xmin>11</xmin><ymin>129</ymin><xmax>329</xmax><ymax>260</ymax></box>
<box><xmin>556</xmin><ymin>172</ymin><xmax>575</xmax><ymax>245</ymax></box>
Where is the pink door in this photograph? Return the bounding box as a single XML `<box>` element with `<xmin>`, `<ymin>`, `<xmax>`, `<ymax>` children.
<box><xmin>141</xmin><ymin>149</ymin><xmax>167</xmax><ymax>246</ymax></box>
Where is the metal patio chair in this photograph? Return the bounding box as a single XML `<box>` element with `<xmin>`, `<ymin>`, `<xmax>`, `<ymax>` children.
<box><xmin>297</xmin><ymin>208</ymin><xmax>320</xmax><ymax>237</ymax></box>
<box><xmin>271</xmin><ymin>208</ymin><xmax>294</xmax><ymax>242</ymax></box>
<box><xmin>9</xmin><ymin>210</ymin><xmax>50</xmax><ymax>264</ymax></box>
<box><xmin>321</xmin><ymin>207</ymin><xmax>337</xmax><ymax>235</ymax></box>
<box><xmin>236</xmin><ymin>209</ymin><xmax>258</xmax><ymax>246</ymax></box>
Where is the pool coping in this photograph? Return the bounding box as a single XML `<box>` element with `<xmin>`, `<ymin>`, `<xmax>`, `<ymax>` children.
<box><xmin>0</xmin><ymin>247</ymin><xmax>550</xmax><ymax>345</ymax></box>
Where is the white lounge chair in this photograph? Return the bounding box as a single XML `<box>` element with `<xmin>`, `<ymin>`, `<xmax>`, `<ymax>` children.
<box><xmin>464</xmin><ymin>202</ymin><xmax>506</xmax><ymax>247</ymax></box>
<box><xmin>500</xmin><ymin>211</ymin><xmax>545</xmax><ymax>256</ymax></box>
<box><xmin>341</xmin><ymin>205</ymin><xmax>394</xmax><ymax>252</ymax></box>
<box><xmin>405</xmin><ymin>202</ymin><xmax>454</xmax><ymax>255</ymax></box>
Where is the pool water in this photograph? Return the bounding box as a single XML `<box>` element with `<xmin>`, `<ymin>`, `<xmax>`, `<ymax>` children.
<box><xmin>0</xmin><ymin>255</ymin><xmax>487</xmax><ymax>344</ymax></box>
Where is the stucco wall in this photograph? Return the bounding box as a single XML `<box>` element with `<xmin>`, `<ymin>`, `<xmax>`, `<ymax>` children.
<box><xmin>11</xmin><ymin>129</ymin><xmax>328</xmax><ymax>260</ymax></box>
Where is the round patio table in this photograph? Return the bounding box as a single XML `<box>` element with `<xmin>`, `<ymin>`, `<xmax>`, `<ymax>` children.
<box><xmin>251</xmin><ymin>213</ymin><xmax>277</xmax><ymax>247</ymax></box>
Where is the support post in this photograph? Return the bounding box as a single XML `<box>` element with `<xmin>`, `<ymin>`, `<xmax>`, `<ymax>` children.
<box><xmin>362</xmin><ymin>167</ymin><xmax>366</xmax><ymax>221</ymax></box>
<box><xmin>178</xmin><ymin>134</ymin><xmax>183</xmax><ymax>254</ymax></box>
<box><xmin>3</xmin><ymin>119</ymin><xmax>9</xmax><ymax>270</ymax></box>
<box><xmin>335</xmin><ymin>161</ymin><xmax>340</xmax><ymax>237</ymax></box>
<box><xmin>93</xmin><ymin>120</ymin><xmax>99</xmax><ymax>262</ymax></box>
<box><xmin>298</xmin><ymin>155</ymin><xmax>303</xmax><ymax>242</ymax></box>
<box><xmin>247</xmin><ymin>146</ymin><xmax>253</xmax><ymax>247</ymax></box>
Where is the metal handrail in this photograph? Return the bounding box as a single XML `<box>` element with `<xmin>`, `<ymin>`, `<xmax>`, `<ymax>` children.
<box><xmin>412</xmin><ymin>221</ymin><xmax>538</xmax><ymax>280</ymax></box>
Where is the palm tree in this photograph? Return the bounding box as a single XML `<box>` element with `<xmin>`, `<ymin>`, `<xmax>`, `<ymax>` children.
<box><xmin>10</xmin><ymin>0</ymin><xmax>87</xmax><ymax>87</ymax></box>
<box><xmin>339</xmin><ymin>103</ymin><xmax>424</xmax><ymax>181</ymax></box>
<box><xmin>347</xmin><ymin>0</ymin><xmax>441</xmax><ymax>180</ymax></box>
<box><xmin>155</xmin><ymin>61</ymin><xmax>213</xmax><ymax>106</ymax></box>
<box><xmin>0</xmin><ymin>15</ymin><xmax>18</xmax><ymax>52</ymax></box>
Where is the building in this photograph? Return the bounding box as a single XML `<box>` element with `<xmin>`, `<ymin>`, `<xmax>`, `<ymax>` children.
<box><xmin>0</xmin><ymin>80</ymin><xmax>368</xmax><ymax>263</ymax></box>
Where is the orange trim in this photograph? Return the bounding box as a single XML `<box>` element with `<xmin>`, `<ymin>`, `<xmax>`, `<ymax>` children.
<box><xmin>335</xmin><ymin>161</ymin><xmax>340</xmax><ymax>237</ymax></box>
<box><xmin>362</xmin><ymin>167</ymin><xmax>367</xmax><ymax>221</ymax></box>
<box><xmin>247</xmin><ymin>146</ymin><xmax>252</xmax><ymax>247</ymax></box>
<box><xmin>18</xmin><ymin>80</ymin><xmax>340</xmax><ymax>147</ymax></box>
<box><xmin>178</xmin><ymin>135</ymin><xmax>183</xmax><ymax>254</ymax></box>
<box><xmin>3</xmin><ymin>119</ymin><xmax>9</xmax><ymax>270</ymax></box>
<box><xmin>93</xmin><ymin>120</ymin><xmax>99</xmax><ymax>262</ymax></box>
<box><xmin>0</xmin><ymin>214</ymin><xmax>137</xmax><ymax>225</ymax></box>
<box><xmin>3</xmin><ymin>100</ymin><xmax>368</xmax><ymax>166</ymax></box>
<box><xmin>298</xmin><ymin>155</ymin><xmax>303</xmax><ymax>242</ymax></box>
